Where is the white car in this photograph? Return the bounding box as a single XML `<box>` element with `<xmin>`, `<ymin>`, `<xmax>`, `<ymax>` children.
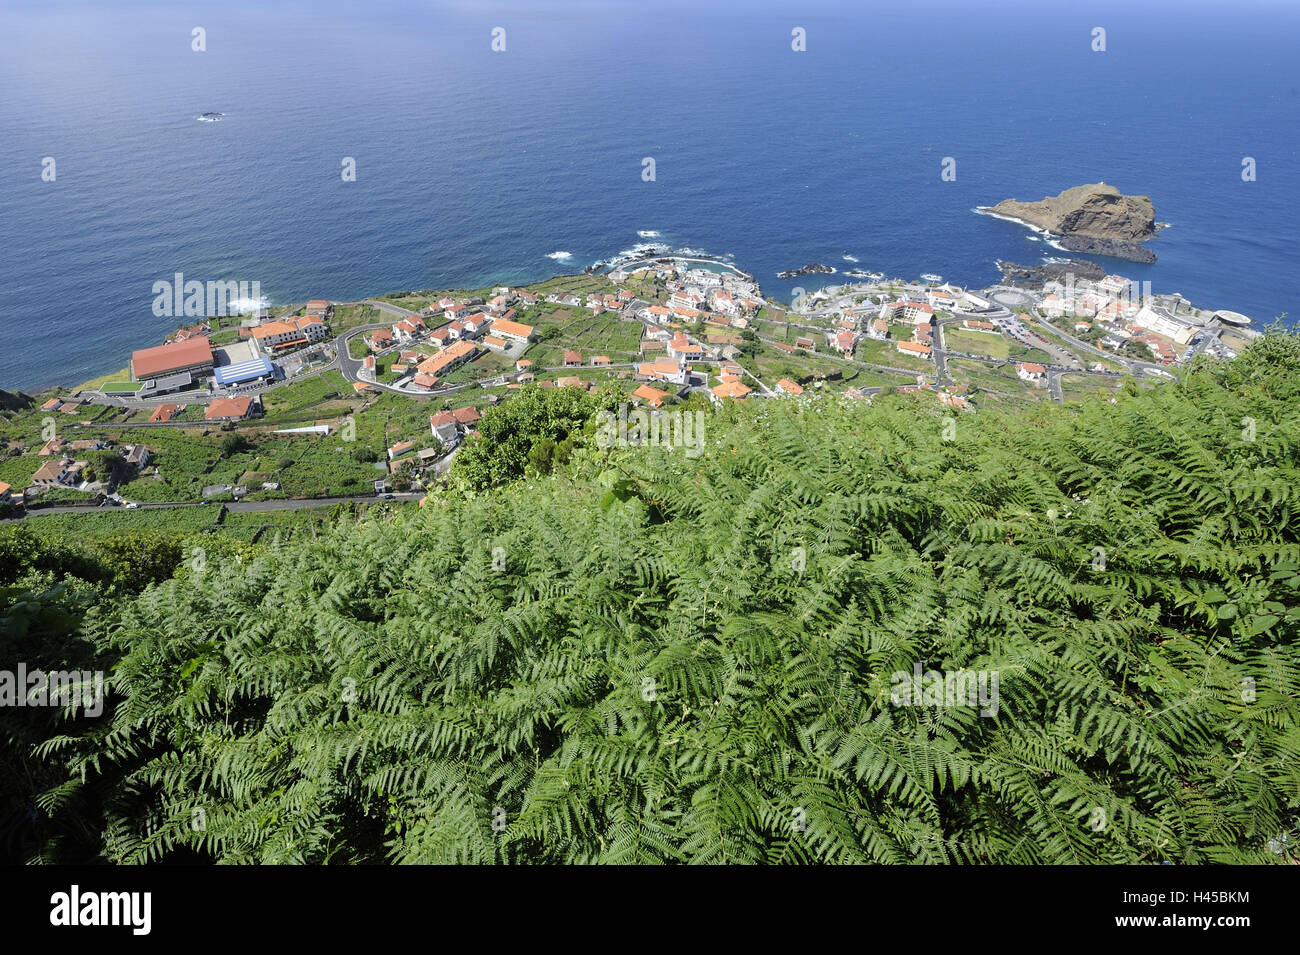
<box><xmin>123</xmin><ymin>501</ymin><xmax>139</xmax><ymax>509</ymax></box>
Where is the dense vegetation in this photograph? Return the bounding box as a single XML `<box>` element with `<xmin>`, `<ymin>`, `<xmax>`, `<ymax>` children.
<box><xmin>3</xmin><ymin>332</ymin><xmax>1298</xmax><ymax>864</ymax></box>
<box><xmin>450</xmin><ymin>384</ymin><xmax>616</xmax><ymax>490</ymax></box>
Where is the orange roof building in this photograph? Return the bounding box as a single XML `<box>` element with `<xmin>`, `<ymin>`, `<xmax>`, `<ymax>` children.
<box><xmin>131</xmin><ymin>337</ymin><xmax>213</xmax><ymax>381</ymax></box>
<box><xmin>637</xmin><ymin>358</ymin><xmax>686</xmax><ymax>383</ymax></box>
<box><xmin>416</xmin><ymin>339</ymin><xmax>478</xmax><ymax>378</ymax></box>
<box><xmin>489</xmin><ymin>319</ymin><xmax>535</xmax><ymax>342</ymax></box>
<box><xmin>204</xmin><ymin>396</ymin><xmax>255</xmax><ymax>420</ymax></box>
<box><xmin>632</xmin><ymin>384</ymin><xmax>667</xmax><ymax>408</ymax></box>
<box><xmin>710</xmin><ymin>380</ymin><xmax>752</xmax><ymax>401</ymax></box>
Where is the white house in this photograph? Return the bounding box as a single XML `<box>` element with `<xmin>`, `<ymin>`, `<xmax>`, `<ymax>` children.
<box><xmin>1016</xmin><ymin>362</ymin><xmax>1047</xmax><ymax>384</ymax></box>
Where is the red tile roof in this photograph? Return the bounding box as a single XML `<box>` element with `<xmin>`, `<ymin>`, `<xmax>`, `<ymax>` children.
<box><xmin>632</xmin><ymin>384</ymin><xmax>667</xmax><ymax>408</ymax></box>
<box><xmin>711</xmin><ymin>380</ymin><xmax>752</xmax><ymax>400</ymax></box>
<box><xmin>204</xmin><ymin>396</ymin><xmax>254</xmax><ymax>420</ymax></box>
<box><xmin>491</xmin><ymin>318</ymin><xmax>535</xmax><ymax>339</ymax></box>
<box><xmin>416</xmin><ymin>339</ymin><xmax>477</xmax><ymax>377</ymax></box>
<box><xmin>132</xmin><ymin>337</ymin><xmax>213</xmax><ymax>378</ymax></box>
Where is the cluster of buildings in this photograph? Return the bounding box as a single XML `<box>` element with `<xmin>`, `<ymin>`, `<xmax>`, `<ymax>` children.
<box><xmin>362</xmin><ymin>290</ymin><xmax>539</xmax><ymax>393</ymax></box>
<box><xmin>22</xmin><ymin>439</ymin><xmax>152</xmax><ymax>496</ymax></box>
<box><xmin>709</xmin><ymin>362</ymin><xmax>753</xmax><ymax>402</ymax></box>
<box><xmin>1039</xmin><ymin>274</ymin><xmax>1202</xmax><ymax>364</ymax></box>
<box><xmin>128</xmin><ymin>301</ymin><xmax>333</xmax><ymax>394</ymax></box>
<box><xmin>427</xmin><ymin>405</ymin><xmax>482</xmax><ymax>449</ymax></box>
<box><xmin>635</xmin><ymin>264</ymin><xmax>763</xmax><ymax>329</ymax></box>
<box><xmin>818</xmin><ymin>291</ymin><xmax>961</xmax><ymax>364</ymax></box>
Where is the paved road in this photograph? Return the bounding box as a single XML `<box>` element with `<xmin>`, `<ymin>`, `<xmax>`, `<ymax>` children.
<box><xmin>1047</xmin><ymin>370</ymin><xmax>1065</xmax><ymax>401</ymax></box>
<box><xmin>932</xmin><ymin>322</ymin><xmax>949</xmax><ymax>379</ymax></box>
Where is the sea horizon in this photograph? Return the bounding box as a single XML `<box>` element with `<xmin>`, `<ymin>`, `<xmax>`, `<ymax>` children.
<box><xmin>2</xmin><ymin>0</ymin><xmax>1297</xmax><ymax>392</ymax></box>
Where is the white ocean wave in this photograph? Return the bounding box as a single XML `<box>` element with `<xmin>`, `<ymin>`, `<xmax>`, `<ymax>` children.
<box><xmin>615</xmin><ymin>242</ymin><xmax>668</xmax><ymax>258</ymax></box>
<box><xmin>227</xmin><ymin>296</ymin><xmax>267</xmax><ymax>315</ymax></box>
<box><xmin>546</xmin><ymin>251</ymin><xmax>573</xmax><ymax>260</ymax></box>
<box><xmin>975</xmin><ymin>207</ymin><xmax>1054</xmax><ymax>236</ymax></box>
<box><xmin>842</xmin><ymin>254</ymin><xmax>859</xmax><ymax>263</ymax></box>
<box><xmin>637</xmin><ymin>230</ymin><xmax>660</xmax><ymax>238</ymax></box>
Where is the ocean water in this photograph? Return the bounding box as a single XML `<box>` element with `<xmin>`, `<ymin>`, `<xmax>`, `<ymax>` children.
<box><xmin>1</xmin><ymin>0</ymin><xmax>1297</xmax><ymax>391</ymax></box>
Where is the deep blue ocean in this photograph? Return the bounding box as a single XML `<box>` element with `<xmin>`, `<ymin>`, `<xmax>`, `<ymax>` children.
<box><xmin>2</xmin><ymin>0</ymin><xmax>1297</xmax><ymax>391</ymax></box>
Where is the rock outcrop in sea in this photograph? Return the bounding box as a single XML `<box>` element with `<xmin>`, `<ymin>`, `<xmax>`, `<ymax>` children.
<box><xmin>778</xmin><ymin>263</ymin><xmax>835</xmax><ymax>279</ymax></box>
<box><xmin>989</xmin><ymin>183</ymin><xmax>1163</xmax><ymax>263</ymax></box>
<box><xmin>997</xmin><ymin>258</ymin><xmax>1105</xmax><ymax>289</ymax></box>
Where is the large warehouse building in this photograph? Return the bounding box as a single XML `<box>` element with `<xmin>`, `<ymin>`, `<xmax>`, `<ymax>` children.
<box><xmin>213</xmin><ymin>355</ymin><xmax>275</xmax><ymax>387</ymax></box>
<box><xmin>131</xmin><ymin>337</ymin><xmax>214</xmax><ymax>383</ymax></box>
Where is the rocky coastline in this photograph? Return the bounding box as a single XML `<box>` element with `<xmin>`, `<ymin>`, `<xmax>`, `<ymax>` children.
<box><xmin>997</xmin><ymin>258</ymin><xmax>1105</xmax><ymax>289</ymax></box>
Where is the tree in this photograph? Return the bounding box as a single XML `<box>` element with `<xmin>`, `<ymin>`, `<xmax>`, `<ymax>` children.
<box><xmin>220</xmin><ymin>434</ymin><xmax>249</xmax><ymax>457</ymax></box>
<box><xmin>451</xmin><ymin>385</ymin><xmax>609</xmax><ymax>491</ymax></box>
<box><xmin>390</xmin><ymin>462</ymin><xmax>413</xmax><ymax>492</ymax></box>
<box><xmin>94</xmin><ymin>450</ymin><xmax>120</xmax><ymax>475</ymax></box>
<box><xmin>527</xmin><ymin>436</ymin><xmax>556</xmax><ymax>475</ymax></box>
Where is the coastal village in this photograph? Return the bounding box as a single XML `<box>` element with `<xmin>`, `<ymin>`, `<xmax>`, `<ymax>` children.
<box><xmin>0</xmin><ymin>251</ymin><xmax>1261</xmax><ymax>525</ymax></box>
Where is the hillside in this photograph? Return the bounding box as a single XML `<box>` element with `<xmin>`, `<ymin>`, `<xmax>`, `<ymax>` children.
<box><xmin>0</xmin><ymin>388</ymin><xmax>33</xmax><ymax>413</ymax></box>
<box><xmin>3</xmin><ymin>331</ymin><xmax>1299</xmax><ymax>864</ymax></box>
